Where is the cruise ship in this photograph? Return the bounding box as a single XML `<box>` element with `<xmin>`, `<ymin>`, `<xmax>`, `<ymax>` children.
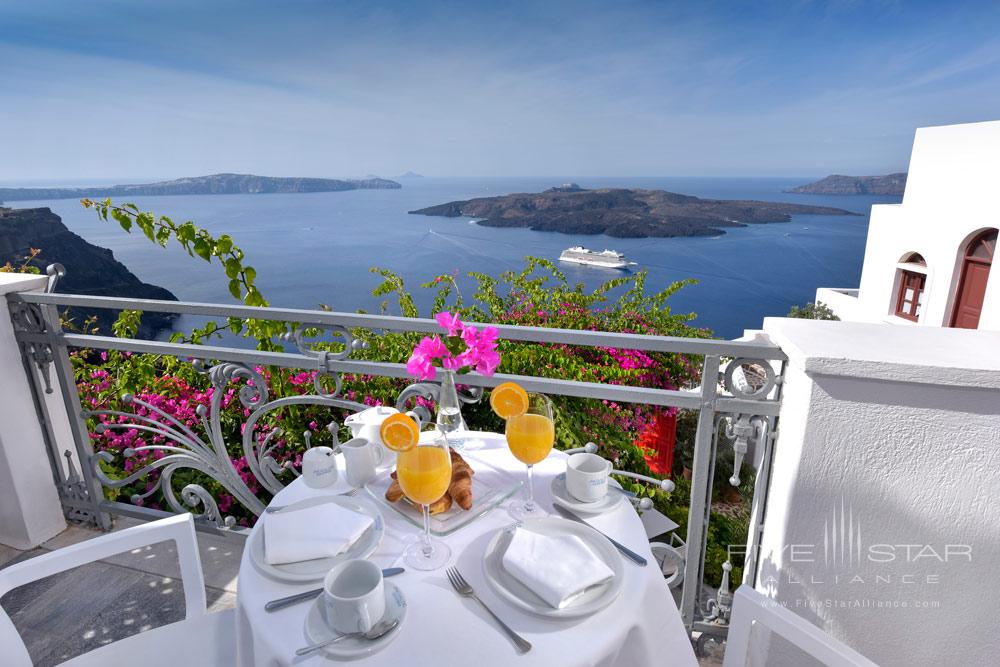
<box><xmin>558</xmin><ymin>246</ymin><xmax>636</xmax><ymax>269</ymax></box>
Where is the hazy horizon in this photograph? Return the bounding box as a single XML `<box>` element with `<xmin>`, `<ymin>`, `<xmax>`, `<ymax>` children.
<box><xmin>4</xmin><ymin>1</ymin><xmax>1000</xmax><ymax>182</ymax></box>
<box><xmin>0</xmin><ymin>173</ymin><xmax>890</xmax><ymax>190</ymax></box>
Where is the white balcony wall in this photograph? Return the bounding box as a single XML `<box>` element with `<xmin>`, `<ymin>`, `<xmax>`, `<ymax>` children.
<box><xmin>818</xmin><ymin>119</ymin><xmax>1000</xmax><ymax>329</ymax></box>
<box><xmin>0</xmin><ymin>273</ymin><xmax>67</xmax><ymax>548</ymax></box>
<box><xmin>751</xmin><ymin>317</ymin><xmax>1000</xmax><ymax>666</ymax></box>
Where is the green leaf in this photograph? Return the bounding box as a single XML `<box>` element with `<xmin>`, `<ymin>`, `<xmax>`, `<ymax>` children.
<box><xmin>228</xmin><ymin>279</ymin><xmax>242</xmax><ymax>300</ymax></box>
<box><xmin>110</xmin><ymin>209</ymin><xmax>132</xmax><ymax>232</ymax></box>
<box><xmin>227</xmin><ymin>316</ymin><xmax>243</xmax><ymax>334</ymax></box>
<box><xmin>224</xmin><ymin>258</ymin><xmax>241</xmax><ymax>279</ymax></box>
<box><xmin>139</xmin><ymin>220</ymin><xmax>155</xmax><ymax>242</ymax></box>
<box><xmin>155</xmin><ymin>226</ymin><xmax>172</xmax><ymax>247</ymax></box>
<box><xmin>243</xmin><ymin>266</ymin><xmax>256</xmax><ymax>283</ymax></box>
<box><xmin>176</xmin><ymin>222</ymin><xmax>195</xmax><ymax>244</ymax></box>
<box><xmin>193</xmin><ymin>238</ymin><xmax>212</xmax><ymax>262</ymax></box>
<box><xmin>216</xmin><ymin>235</ymin><xmax>233</xmax><ymax>254</ymax></box>
<box><xmin>244</xmin><ymin>288</ymin><xmax>265</xmax><ymax>307</ymax></box>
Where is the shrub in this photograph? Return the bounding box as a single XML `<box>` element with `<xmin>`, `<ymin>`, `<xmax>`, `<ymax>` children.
<box><xmin>787</xmin><ymin>300</ymin><xmax>840</xmax><ymax>320</ymax></box>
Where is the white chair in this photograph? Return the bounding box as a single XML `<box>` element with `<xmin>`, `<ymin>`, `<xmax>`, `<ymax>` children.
<box><xmin>0</xmin><ymin>514</ymin><xmax>236</xmax><ymax>666</ymax></box>
<box><xmin>723</xmin><ymin>586</ymin><xmax>878</xmax><ymax>667</ymax></box>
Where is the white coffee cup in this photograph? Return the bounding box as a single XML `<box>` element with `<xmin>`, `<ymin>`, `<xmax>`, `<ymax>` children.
<box><xmin>301</xmin><ymin>446</ymin><xmax>338</xmax><ymax>488</ymax></box>
<box><xmin>322</xmin><ymin>559</ymin><xmax>386</xmax><ymax>634</ymax></box>
<box><xmin>565</xmin><ymin>452</ymin><xmax>612</xmax><ymax>503</ymax></box>
<box><xmin>341</xmin><ymin>437</ymin><xmax>385</xmax><ymax>487</ymax></box>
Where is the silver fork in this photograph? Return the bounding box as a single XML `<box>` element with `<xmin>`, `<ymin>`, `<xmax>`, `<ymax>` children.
<box><xmin>445</xmin><ymin>566</ymin><xmax>531</xmax><ymax>653</ymax></box>
<box><xmin>265</xmin><ymin>487</ymin><xmax>360</xmax><ymax>514</ymax></box>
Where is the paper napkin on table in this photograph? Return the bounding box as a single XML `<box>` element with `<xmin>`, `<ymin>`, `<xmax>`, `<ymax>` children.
<box><xmin>263</xmin><ymin>501</ymin><xmax>373</xmax><ymax>565</ymax></box>
<box><xmin>501</xmin><ymin>526</ymin><xmax>615</xmax><ymax>609</ymax></box>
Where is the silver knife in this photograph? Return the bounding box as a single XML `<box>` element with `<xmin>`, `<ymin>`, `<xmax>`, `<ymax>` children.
<box><xmin>552</xmin><ymin>504</ymin><xmax>648</xmax><ymax>566</ymax></box>
<box><xmin>265</xmin><ymin>567</ymin><xmax>405</xmax><ymax>612</ymax></box>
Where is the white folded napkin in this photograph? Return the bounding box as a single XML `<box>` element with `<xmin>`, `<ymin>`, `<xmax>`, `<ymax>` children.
<box><xmin>501</xmin><ymin>526</ymin><xmax>615</xmax><ymax>609</ymax></box>
<box><xmin>263</xmin><ymin>501</ymin><xmax>374</xmax><ymax>565</ymax></box>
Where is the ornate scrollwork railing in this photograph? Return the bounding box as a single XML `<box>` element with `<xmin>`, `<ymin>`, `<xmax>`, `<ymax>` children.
<box><xmin>6</xmin><ymin>285</ymin><xmax>786</xmax><ymax>635</ymax></box>
<box><xmin>84</xmin><ymin>352</ymin><xmax>442</xmax><ymax>529</ymax></box>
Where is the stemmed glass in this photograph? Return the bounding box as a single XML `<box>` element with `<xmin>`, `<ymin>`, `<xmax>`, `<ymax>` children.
<box><xmin>505</xmin><ymin>393</ymin><xmax>554</xmax><ymax>521</ymax></box>
<box><xmin>396</xmin><ymin>429</ymin><xmax>453</xmax><ymax>570</ymax></box>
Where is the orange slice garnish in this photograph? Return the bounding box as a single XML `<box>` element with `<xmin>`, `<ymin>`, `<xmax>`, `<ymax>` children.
<box><xmin>489</xmin><ymin>381</ymin><xmax>529</xmax><ymax>419</ymax></box>
<box><xmin>379</xmin><ymin>412</ymin><xmax>420</xmax><ymax>452</ymax></box>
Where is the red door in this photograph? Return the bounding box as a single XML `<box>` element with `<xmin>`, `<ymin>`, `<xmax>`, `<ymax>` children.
<box><xmin>950</xmin><ymin>229</ymin><xmax>996</xmax><ymax>329</ymax></box>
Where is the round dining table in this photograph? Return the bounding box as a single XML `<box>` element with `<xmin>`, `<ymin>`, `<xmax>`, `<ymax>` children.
<box><xmin>235</xmin><ymin>431</ymin><xmax>698</xmax><ymax>666</ymax></box>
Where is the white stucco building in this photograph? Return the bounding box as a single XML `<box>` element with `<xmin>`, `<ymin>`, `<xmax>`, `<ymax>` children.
<box><xmin>816</xmin><ymin>119</ymin><xmax>999</xmax><ymax>330</ymax></box>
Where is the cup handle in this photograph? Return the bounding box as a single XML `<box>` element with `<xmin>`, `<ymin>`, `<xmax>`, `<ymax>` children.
<box><xmin>373</xmin><ymin>440</ymin><xmax>385</xmax><ymax>466</ymax></box>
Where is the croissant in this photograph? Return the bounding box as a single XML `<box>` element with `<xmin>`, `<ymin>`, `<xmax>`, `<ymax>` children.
<box><xmin>449</xmin><ymin>451</ymin><xmax>474</xmax><ymax>510</ymax></box>
<box><xmin>428</xmin><ymin>492</ymin><xmax>453</xmax><ymax>515</ymax></box>
<box><xmin>385</xmin><ymin>471</ymin><xmax>405</xmax><ymax>503</ymax></box>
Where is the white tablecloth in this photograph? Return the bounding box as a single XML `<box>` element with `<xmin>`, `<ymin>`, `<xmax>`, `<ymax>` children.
<box><xmin>235</xmin><ymin>431</ymin><xmax>697</xmax><ymax>667</ymax></box>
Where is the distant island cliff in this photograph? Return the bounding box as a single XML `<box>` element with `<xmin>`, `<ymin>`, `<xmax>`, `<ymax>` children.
<box><xmin>0</xmin><ymin>173</ymin><xmax>402</xmax><ymax>202</ymax></box>
<box><xmin>786</xmin><ymin>173</ymin><xmax>906</xmax><ymax>196</ymax></box>
<box><xmin>410</xmin><ymin>187</ymin><xmax>857</xmax><ymax>238</ymax></box>
<box><xmin>0</xmin><ymin>207</ymin><xmax>178</xmax><ymax>337</ymax></box>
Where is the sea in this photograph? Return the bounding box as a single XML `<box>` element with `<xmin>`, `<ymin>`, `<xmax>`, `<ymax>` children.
<box><xmin>13</xmin><ymin>177</ymin><xmax>901</xmax><ymax>340</ymax></box>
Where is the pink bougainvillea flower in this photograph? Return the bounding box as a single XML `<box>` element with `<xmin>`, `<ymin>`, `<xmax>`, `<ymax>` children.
<box><xmin>406</xmin><ymin>350</ymin><xmax>437</xmax><ymax>380</ymax></box>
<box><xmin>477</xmin><ymin>326</ymin><xmax>499</xmax><ymax>347</ymax></box>
<box><xmin>406</xmin><ymin>317</ymin><xmax>500</xmax><ymax>378</ymax></box>
<box><xmin>475</xmin><ymin>348</ymin><xmax>500</xmax><ymax>376</ymax></box>
<box><xmin>406</xmin><ymin>336</ymin><xmax>450</xmax><ymax>379</ymax></box>
<box><xmin>441</xmin><ymin>354</ymin><xmax>465</xmax><ymax>371</ymax></box>
<box><xmin>434</xmin><ymin>311</ymin><xmax>463</xmax><ymax>337</ymax></box>
<box><xmin>415</xmin><ymin>335</ymin><xmax>449</xmax><ymax>359</ymax></box>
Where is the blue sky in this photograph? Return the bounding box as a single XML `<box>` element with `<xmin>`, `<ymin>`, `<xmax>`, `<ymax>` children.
<box><xmin>2</xmin><ymin>0</ymin><xmax>1000</xmax><ymax>182</ymax></box>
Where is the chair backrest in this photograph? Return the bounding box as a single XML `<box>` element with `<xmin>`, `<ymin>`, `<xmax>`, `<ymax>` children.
<box><xmin>723</xmin><ymin>586</ymin><xmax>879</xmax><ymax>667</ymax></box>
<box><xmin>0</xmin><ymin>514</ymin><xmax>207</xmax><ymax>666</ymax></box>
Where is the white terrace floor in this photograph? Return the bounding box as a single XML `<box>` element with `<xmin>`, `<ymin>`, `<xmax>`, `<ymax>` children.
<box><xmin>0</xmin><ymin>520</ymin><xmax>724</xmax><ymax>666</ymax></box>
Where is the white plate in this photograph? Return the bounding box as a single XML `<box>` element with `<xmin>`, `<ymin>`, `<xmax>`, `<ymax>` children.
<box><xmin>482</xmin><ymin>517</ymin><xmax>625</xmax><ymax>619</ymax></box>
<box><xmin>249</xmin><ymin>495</ymin><xmax>385</xmax><ymax>583</ymax></box>
<box><xmin>304</xmin><ymin>581</ymin><xmax>406</xmax><ymax>660</ymax></box>
<box><xmin>550</xmin><ymin>473</ymin><xmax>625</xmax><ymax>515</ymax></box>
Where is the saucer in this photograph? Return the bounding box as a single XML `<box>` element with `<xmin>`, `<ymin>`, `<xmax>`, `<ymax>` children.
<box><xmin>305</xmin><ymin>581</ymin><xmax>407</xmax><ymax>660</ymax></box>
<box><xmin>550</xmin><ymin>473</ymin><xmax>624</xmax><ymax>514</ymax></box>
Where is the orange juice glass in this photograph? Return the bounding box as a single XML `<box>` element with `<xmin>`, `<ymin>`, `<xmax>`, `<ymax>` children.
<box><xmin>505</xmin><ymin>393</ymin><xmax>554</xmax><ymax>520</ymax></box>
<box><xmin>397</xmin><ymin>430</ymin><xmax>452</xmax><ymax>571</ymax></box>
<box><xmin>506</xmin><ymin>413</ymin><xmax>555</xmax><ymax>464</ymax></box>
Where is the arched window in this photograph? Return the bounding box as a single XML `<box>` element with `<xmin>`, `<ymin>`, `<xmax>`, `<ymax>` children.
<box><xmin>950</xmin><ymin>229</ymin><xmax>997</xmax><ymax>329</ymax></box>
<box><xmin>894</xmin><ymin>251</ymin><xmax>927</xmax><ymax>321</ymax></box>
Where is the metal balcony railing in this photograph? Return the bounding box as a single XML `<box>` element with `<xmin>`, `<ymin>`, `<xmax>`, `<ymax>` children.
<box><xmin>6</xmin><ymin>267</ymin><xmax>786</xmax><ymax>641</ymax></box>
